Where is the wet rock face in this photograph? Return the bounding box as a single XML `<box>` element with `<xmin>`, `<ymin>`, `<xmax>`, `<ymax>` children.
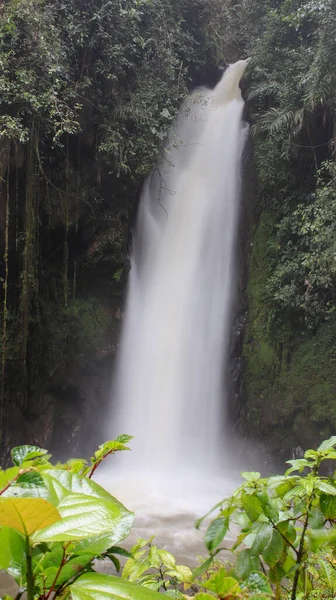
<box><xmin>228</xmin><ymin>135</ymin><xmax>257</xmax><ymax>431</ymax></box>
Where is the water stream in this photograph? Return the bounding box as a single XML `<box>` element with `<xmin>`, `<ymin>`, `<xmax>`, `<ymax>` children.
<box><xmin>98</xmin><ymin>60</ymin><xmax>249</xmax><ymax>561</ymax></box>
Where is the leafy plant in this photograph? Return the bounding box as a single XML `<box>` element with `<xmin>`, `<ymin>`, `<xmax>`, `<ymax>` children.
<box><xmin>0</xmin><ymin>435</ymin><xmax>163</xmax><ymax>600</ymax></box>
<box><xmin>196</xmin><ymin>436</ymin><xmax>336</xmax><ymax>600</ymax></box>
<box><xmin>122</xmin><ymin>537</ymin><xmax>193</xmax><ymax>595</ymax></box>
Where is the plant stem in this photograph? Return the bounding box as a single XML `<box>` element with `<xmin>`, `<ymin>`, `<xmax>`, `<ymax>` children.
<box><xmin>26</xmin><ymin>536</ymin><xmax>34</xmax><ymax>600</ymax></box>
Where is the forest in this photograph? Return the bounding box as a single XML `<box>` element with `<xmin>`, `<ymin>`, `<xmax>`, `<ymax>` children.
<box><xmin>0</xmin><ymin>0</ymin><xmax>336</xmax><ymax>598</ymax></box>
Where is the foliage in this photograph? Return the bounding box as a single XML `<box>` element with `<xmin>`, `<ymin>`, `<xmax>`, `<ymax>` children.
<box><xmin>196</xmin><ymin>436</ymin><xmax>336</xmax><ymax>600</ymax></box>
<box><xmin>0</xmin><ymin>0</ymin><xmax>233</xmax><ymax>454</ymax></box>
<box><xmin>242</xmin><ymin>0</ymin><xmax>336</xmax><ymax>450</ymax></box>
<box><xmin>247</xmin><ymin>0</ymin><xmax>336</xmax><ymax>328</ymax></box>
<box><xmin>2</xmin><ymin>436</ymin><xmax>336</xmax><ymax>599</ymax></box>
<box><xmin>266</xmin><ymin>162</ymin><xmax>336</xmax><ymax>328</ymax></box>
<box><xmin>122</xmin><ymin>537</ymin><xmax>193</xmax><ymax>594</ymax></box>
<box><xmin>0</xmin><ymin>435</ymin><xmax>166</xmax><ymax>600</ymax></box>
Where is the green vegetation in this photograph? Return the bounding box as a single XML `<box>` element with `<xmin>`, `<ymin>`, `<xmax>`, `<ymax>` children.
<box><xmin>241</xmin><ymin>0</ymin><xmax>336</xmax><ymax>450</ymax></box>
<box><xmin>0</xmin><ymin>0</ymin><xmax>335</xmax><ymax>454</ymax></box>
<box><xmin>0</xmin><ymin>0</ymin><xmax>235</xmax><ymax>455</ymax></box>
<box><xmin>2</xmin><ymin>436</ymin><xmax>336</xmax><ymax>599</ymax></box>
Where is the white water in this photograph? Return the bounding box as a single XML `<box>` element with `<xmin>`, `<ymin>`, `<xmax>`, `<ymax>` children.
<box><xmin>98</xmin><ymin>60</ymin><xmax>249</xmax><ymax>560</ymax></box>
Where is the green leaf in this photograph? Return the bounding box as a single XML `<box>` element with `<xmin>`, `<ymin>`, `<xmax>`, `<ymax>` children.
<box><xmin>308</xmin><ymin>507</ymin><xmax>324</xmax><ymax>530</ymax></box>
<box><xmin>241</xmin><ymin>493</ymin><xmax>263</xmax><ymax>522</ymax></box>
<box><xmin>320</xmin><ymin>494</ymin><xmax>336</xmax><ymax>519</ymax></box>
<box><xmin>275</xmin><ymin>477</ymin><xmax>300</xmax><ymax>499</ymax></box>
<box><xmin>276</xmin><ymin>520</ymin><xmax>296</xmax><ymax>545</ymax></box>
<box><xmin>203</xmin><ymin>568</ymin><xmax>241</xmax><ymax>597</ymax></box>
<box><xmin>171</xmin><ymin>565</ymin><xmax>192</xmax><ymax>582</ymax></box>
<box><xmin>250</xmin><ymin>523</ymin><xmax>273</xmax><ymax>557</ymax></box>
<box><xmin>268</xmin><ymin>564</ymin><xmax>286</xmax><ymax>584</ymax></box>
<box><xmin>285</xmin><ymin>459</ymin><xmax>312</xmax><ymax>475</ymax></box>
<box><xmin>122</xmin><ymin>558</ymin><xmax>151</xmax><ymax>581</ymax></box>
<box><xmin>236</xmin><ymin>549</ymin><xmax>260</xmax><ymax>579</ymax></box>
<box><xmin>314</xmin><ymin>480</ymin><xmax>336</xmax><ymax>496</ymax></box>
<box><xmin>0</xmin><ymin>467</ymin><xmax>20</xmax><ymax>491</ymax></box>
<box><xmin>71</xmin><ymin>572</ymin><xmax>163</xmax><ymax>599</ymax></box>
<box><xmin>194</xmin><ymin>595</ymin><xmax>214</xmax><ymax>600</ymax></box>
<box><xmin>318</xmin><ymin>437</ymin><xmax>336</xmax><ymax>451</ymax></box>
<box><xmin>11</xmin><ymin>446</ymin><xmax>49</xmax><ymax>466</ymax></box>
<box><xmin>262</xmin><ymin>529</ymin><xmax>284</xmax><ymax>568</ymax></box>
<box><xmin>90</xmin><ymin>435</ymin><xmax>133</xmax><ymax>466</ymax></box>
<box><xmin>0</xmin><ymin>497</ymin><xmax>61</xmax><ymax>536</ymax></box>
<box><xmin>204</xmin><ymin>516</ymin><xmax>229</xmax><ymax>551</ymax></box>
<box><xmin>241</xmin><ymin>472</ymin><xmax>261</xmax><ymax>482</ymax></box>
<box><xmin>16</xmin><ymin>471</ymin><xmax>45</xmax><ymax>489</ymax></box>
<box><xmin>257</xmin><ymin>492</ymin><xmax>279</xmax><ymax>522</ymax></box>
<box><xmin>73</xmin><ymin>534</ymin><xmax>130</xmax><ymax>557</ymax></box>
<box><xmin>44</xmin><ymin>554</ymin><xmax>94</xmax><ymax>587</ymax></box>
<box><xmin>0</xmin><ymin>526</ymin><xmax>25</xmax><ymax>571</ymax></box>
<box><xmin>192</xmin><ymin>557</ymin><xmax>213</xmax><ymax>580</ymax></box>
<box><xmin>106</xmin><ymin>546</ymin><xmax>132</xmax><ymax>559</ymax></box>
<box><xmin>245</xmin><ymin>571</ymin><xmax>272</xmax><ymax>594</ymax></box>
<box><xmin>157</xmin><ymin>549</ymin><xmax>176</xmax><ymax>568</ymax></box>
<box><xmin>108</xmin><ymin>555</ymin><xmax>121</xmax><ymax>572</ymax></box>
<box><xmin>40</xmin><ymin>469</ymin><xmax>125</xmax><ymax>506</ymax></box>
<box><xmin>32</xmin><ymin>493</ymin><xmax>133</xmax><ymax>543</ymax></box>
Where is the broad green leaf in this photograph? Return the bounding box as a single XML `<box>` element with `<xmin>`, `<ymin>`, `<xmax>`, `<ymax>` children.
<box><xmin>32</xmin><ymin>493</ymin><xmax>134</xmax><ymax>543</ymax></box>
<box><xmin>231</xmin><ymin>509</ymin><xmax>251</xmax><ymax>529</ymax></box>
<box><xmin>320</xmin><ymin>494</ymin><xmax>336</xmax><ymax>519</ymax></box>
<box><xmin>285</xmin><ymin>459</ymin><xmax>313</xmax><ymax>475</ymax></box>
<box><xmin>122</xmin><ymin>558</ymin><xmax>151</xmax><ymax>581</ymax></box>
<box><xmin>40</xmin><ymin>470</ymin><xmax>127</xmax><ymax>507</ymax></box>
<box><xmin>309</xmin><ymin>507</ymin><xmax>324</xmax><ymax>529</ymax></box>
<box><xmin>172</xmin><ymin>565</ymin><xmax>192</xmax><ymax>582</ymax></box>
<box><xmin>309</xmin><ymin>528</ymin><xmax>336</xmax><ymax>548</ymax></box>
<box><xmin>0</xmin><ymin>526</ymin><xmax>25</xmax><ymax>570</ymax></box>
<box><xmin>157</xmin><ymin>549</ymin><xmax>176</xmax><ymax>568</ymax></box>
<box><xmin>72</xmin><ymin>534</ymin><xmax>131</xmax><ymax>557</ymax></box>
<box><xmin>251</xmin><ymin>523</ymin><xmax>273</xmax><ymax>557</ymax></box>
<box><xmin>204</xmin><ymin>516</ymin><xmax>229</xmax><ymax>551</ymax></box>
<box><xmin>241</xmin><ymin>493</ymin><xmax>263</xmax><ymax>522</ymax></box>
<box><xmin>276</xmin><ymin>520</ymin><xmax>296</xmax><ymax>545</ymax></box>
<box><xmin>236</xmin><ymin>549</ymin><xmax>259</xmax><ymax>579</ymax></box>
<box><xmin>11</xmin><ymin>446</ymin><xmax>49</xmax><ymax>466</ymax></box>
<box><xmin>245</xmin><ymin>571</ymin><xmax>272</xmax><ymax>594</ymax></box>
<box><xmin>195</xmin><ymin>595</ymin><xmax>214</xmax><ymax>600</ymax></box>
<box><xmin>0</xmin><ymin>498</ymin><xmax>61</xmax><ymax>536</ymax></box>
<box><xmin>71</xmin><ymin>572</ymin><xmax>163</xmax><ymax>599</ymax></box>
<box><xmin>318</xmin><ymin>437</ymin><xmax>336</xmax><ymax>451</ymax></box>
<box><xmin>148</xmin><ymin>546</ymin><xmax>161</xmax><ymax>569</ymax></box>
<box><xmin>262</xmin><ymin>529</ymin><xmax>284</xmax><ymax>567</ymax></box>
<box><xmin>257</xmin><ymin>492</ymin><xmax>279</xmax><ymax>522</ymax></box>
<box><xmin>314</xmin><ymin>480</ymin><xmax>336</xmax><ymax>496</ymax></box>
<box><xmin>16</xmin><ymin>471</ymin><xmax>45</xmax><ymax>489</ymax></box>
<box><xmin>275</xmin><ymin>477</ymin><xmax>300</xmax><ymax>499</ymax></box>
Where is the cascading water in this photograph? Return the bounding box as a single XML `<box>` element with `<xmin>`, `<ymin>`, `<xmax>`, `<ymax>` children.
<box><xmin>98</xmin><ymin>60</ymin><xmax>249</xmax><ymax>559</ymax></box>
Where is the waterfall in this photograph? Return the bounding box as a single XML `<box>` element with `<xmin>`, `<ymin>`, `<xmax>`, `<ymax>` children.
<box><xmin>100</xmin><ymin>61</ymin><xmax>249</xmax><ymax>543</ymax></box>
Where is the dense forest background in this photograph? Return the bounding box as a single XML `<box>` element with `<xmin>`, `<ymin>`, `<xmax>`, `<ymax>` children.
<box><xmin>0</xmin><ymin>0</ymin><xmax>335</xmax><ymax>460</ymax></box>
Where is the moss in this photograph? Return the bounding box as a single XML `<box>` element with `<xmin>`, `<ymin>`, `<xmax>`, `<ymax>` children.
<box><xmin>243</xmin><ymin>212</ymin><xmax>336</xmax><ymax>454</ymax></box>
